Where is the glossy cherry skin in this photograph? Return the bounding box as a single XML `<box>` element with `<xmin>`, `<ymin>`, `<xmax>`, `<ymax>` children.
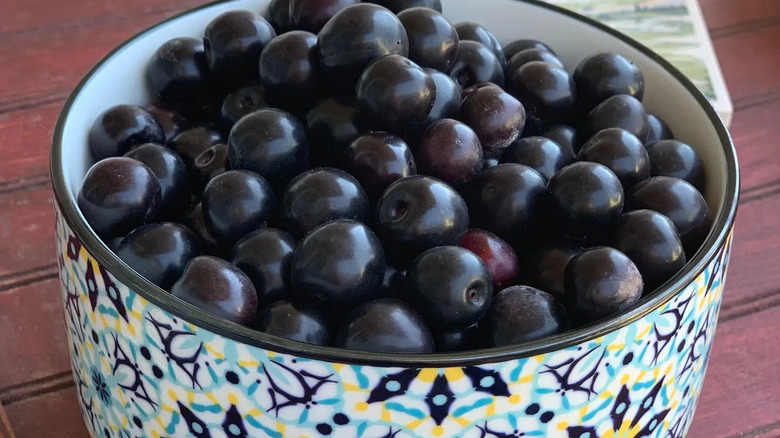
<box><xmin>573</xmin><ymin>52</ymin><xmax>644</xmax><ymax>111</ymax></box>
<box><xmin>89</xmin><ymin>105</ymin><xmax>164</xmax><ymax>160</ymax></box>
<box><xmin>306</xmin><ymin>97</ymin><xmax>363</xmax><ymax>166</ymax></box>
<box><xmin>506</xmin><ymin>48</ymin><xmax>564</xmax><ymax>76</ymax></box>
<box><xmin>265</xmin><ymin>0</ymin><xmax>293</xmax><ymax>33</ymax></box>
<box><xmin>145</xmin><ymin>103</ymin><xmax>189</xmax><ymax>143</ymax></box>
<box><xmin>171</xmin><ymin>256</ymin><xmax>258</xmax><ymax>325</ymax></box>
<box><xmin>455</xmin><ymin>21</ymin><xmax>505</xmax><ymax>65</ymax></box>
<box><xmin>337</xmin><ymin>298</ymin><xmax>434</xmax><ymax>353</ymax></box>
<box><xmin>461</xmin><ymin>163</ymin><xmax>547</xmax><ymax>245</ymax></box>
<box><xmin>124</xmin><ymin>143</ymin><xmax>189</xmax><ymax>215</ymax></box>
<box><xmin>78</xmin><ymin>157</ymin><xmax>161</xmax><ymax>237</ymax></box>
<box><xmin>342</xmin><ymin>132</ymin><xmax>417</xmax><ymax>202</ymax></box>
<box><xmin>253</xmin><ymin>301</ymin><xmax>331</xmax><ymax>345</ymax></box>
<box><xmin>448</xmin><ymin>40</ymin><xmax>504</xmax><ymax>88</ymax></box>
<box><xmin>183</xmin><ymin>202</ymin><xmax>220</xmax><ymax>255</ymax></box>
<box><xmin>204</xmin><ymin>10</ymin><xmax>276</xmax><ymax>84</ymax></box>
<box><xmin>228</xmin><ymin>108</ymin><xmax>309</xmax><ymax>191</ymax></box>
<box><xmin>565</xmin><ymin>247</ymin><xmax>643</xmax><ymax>323</ymax></box>
<box><xmin>398</xmin><ymin>8</ymin><xmax>459</xmax><ymax>72</ymax></box>
<box><xmin>587</xmin><ymin>94</ymin><xmax>650</xmax><ymax>143</ymax></box>
<box><xmin>626</xmin><ymin>176</ymin><xmax>710</xmax><ymax>256</ymax></box>
<box><xmin>499</xmin><ymin>136</ymin><xmax>574</xmax><ymax>181</ymax></box>
<box><xmin>542</xmin><ymin>124</ymin><xmax>581</xmax><ymax>156</ymax></box>
<box><xmin>406</xmin><ymin>246</ymin><xmax>492</xmax><ymax>330</ymax></box>
<box><xmin>460</xmin><ymin>228</ymin><xmax>519</xmax><ymax>291</ymax></box>
<box><xmin>381</xmin><ymin>265</ymin><xmax>407</xmax><ymax>298</ymax></box>
<box><xmin>488</xmin><ymin>286</ymin><xmax>568</xmax><ymax>345</ymax></box>
<box><xmin>116</xmin><ymin>222</ymin><xmax>201</xmax><ymax>291</ymax></box>
<box><xmin>259</xmin><ymin>31</ymin><xmax>320</xmax><ymax>112</ymax></box>
<box><xmin>611</xmin><ymin>209</ymin><xmax>686</xmax><ymax>292</ymax></box>
<box><xmin>459</xmin><ymin>84</ymin><xmax>526</xmax><ymax>157</ymax></box>
<box><xmin>415</xmin><ymin>119</ymin><xmax>483</xmax><ymax>187</ymax></box>
<box><xmin>202</xmin><ymin>170</ymin><xmax>278</xmax><ymax>248</ymax></box>
<box><xmin>578</xmin><ymin>127</ymin><xmax>650</xmax><ymax>190</ymax></box>
<box><xmin>169</xmin><ymin>126</ymin><xmax>223</xmax><ymax>167</ymax></box>
<box><xmin>356</xmin><ymin>54</ymin><xmax>436</xmax><ymax>136</ymax></box>
<box><xmin>193</xmin><ymin>143</ymin><xmax>231</xmax><ymax>186</ymax></box>
<box><xmin>434</xmin><ymin>323</ymin><xmax>485</xmax><ymax>352</ymax></box>
<box><xmin>282</xmin><ymin>168</ymin><xmax>370</xmax><ymax>237</ymax></box>
<box><xmin>364</xmin><ymin>0</ymin><xmax>441</xmax><ymax>13</ymax></box>
<box><xmin>528</xmin><ymin>239</ymin><xmax>583</xmax><ymax>301</ymax></box>
<box><xmin>645</xmin><ymin>113</ymin><xmax>674</xmax><ymax>144</ymax></box>
<box><xmin>376</xmin><ymin>175</ymin><xmax>469</xmax><ymax>266</ymax></box>
<box><xmin>646</xmin><ymin>140</ymin><xmax>705</xmax><ymax>192</ymax></box>
<box><xmin>423</xmin><ymin>68</ymin><xmax>461</xmax><ymax>126</ymax></box>
<box><xmin>289</xmin><ymin>0</ymin><xmax>359</xmax><ymax>33</ymax></box>
<box><xmin>317</xmin><ymin>4</ymin><xmax>409</xmax><ymax>89</ymax></box>
<box><xmin>146</xmin><ymin>37</ymin><xmax>219</xmax><ymax>114</ymax></box>
<box><xmin>503</xmin><ymin>39</ymin><xmax>556</xmax><ymax>60</ymax></box>
<box><xmin>291</xmin><ymin>220</ymin><xmax>385</xmax><ymax>309</ymax></box>
<box><xmin>548</xmin><ymin>162</ymin><xmax>624</xmax><ymax>237</ymax></box>
<box><xmin>231</xmin><ymin>228</ymin><xmax>296</xmax><ymax>304</ymax></box>
<box><xmin>219</xmin><ymin>84</ymin><xmax>268</xmax><ymax>132</ymax></box>
<box><xmin>510</xmin><ymin>61</ymin><xmax>576</xmax><ymax>129</ymax></box>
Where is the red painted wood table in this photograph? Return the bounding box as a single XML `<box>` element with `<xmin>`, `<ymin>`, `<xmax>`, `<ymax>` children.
<box><xmin>1</xmin><ymin>1</ymin><xmax>778</xmax><ymax>437</ymax></box>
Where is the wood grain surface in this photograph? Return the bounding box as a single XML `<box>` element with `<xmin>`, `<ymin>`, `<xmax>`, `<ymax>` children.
<box><xmin>0</xmin><ymin>0</ymin><xmax>778</xmax><ymax>436</ymax></box>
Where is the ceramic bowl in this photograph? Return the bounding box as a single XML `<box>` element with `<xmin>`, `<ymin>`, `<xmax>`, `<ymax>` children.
<box><xmin>51</xmin><ymin>0</ymin><xmax>739</xmax><ymax>436</ymax></box>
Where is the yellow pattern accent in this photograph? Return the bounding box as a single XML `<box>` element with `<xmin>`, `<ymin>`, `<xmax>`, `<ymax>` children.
<box><xmin>433</xmin><ymin>425</ymin><xmax>445</xmax><ymax>436</ymax></box>
<box><xmin>168</xmin><ymin>389</ymin><xmax>178</xmax><ymax>401</ymax></box>
<box><xmin>608</xmin><ymin>343</ymin><xmax>625</xmax><ymax>351</ymax></box>
<box><xmin>247</xmin><ymin>408</ymin><xmax>263</xmax><ymax>417</ymax></box>
<box><xmin>557</xmin><ymin>421</ymin><xmax>569</xmax><ymax>430</ymax></box>
<box><xmin>511</xmin><ymin>374</ymin><xmax>534</xmax><ymax>385</ymax></box>
<box><xmin>228</xmin><ymin>393</ymin><xmax>239</xmax><ymax>405</ymax></box>
<box><xmin>187</xmin><ymin>392</ymin><xmax>195</xmax><ymax>403</ymax></box>
<box><xmin>444</xmin><ymin>367</ymin><xmax>465</xmax><ymax>381</ymax></box>
<box><xmin>355</xmin><ymin>402</ymin><xmax>368</xmax><ymax>412</ymax></box>
<box><xmin>509</xmin><ymin>394</ymin><xmax>521</xmax><ymax>404</ymax></box>
<box><xmin>418</xmin><ymin>368</ymin><xmax>438</xmax><ymax>382</ymax></box>
<box><xmin>454</xmin><ymin>417</ymin><xmax>471</xmax><ymax>427</ymax></box>
<box><xmin>127</xmin><ymin>323</ymin><xmax>136</xmax><ymax>336</ymax></box>
<box><xmin>343</xmin><ymin>383</ymin><xmax>363</xmax><ymax>392</ymax></box>
<box><xmin>333</xmin><ymin>363</ymin><xmax>345</xmax><ymax>372</ymax></box>
<box><xmin>381</xmin><ymin>405</ymin><xmax>391</xmax><ymax>422</ymax></box>
<box><xmin>276</xmin><ymin>422</ymin><xmax>285</xmax><ymax>434</ymax></box>
<box><xmin>205</xmin><ymin>344</ymin><xmax>225</xmax><ymax>360</ymax></box>
<box><xmin>406</xmin><ymin>419</ymin><xmax>425</xmax><ymax>430</ymax></box>
<box><xmin>486</xmin><ymin>401</ymin><xmax>496</xmax><ymax>416</ymax></box>
<box><xmin>238</xmin><ymin>360</ymin><xmax>259</xmax><ymax>368</ymax></box>
<box><xmin>620</xmin><ymin>374</ymin><xmax>630</xmax><ymax>385</ymax></box>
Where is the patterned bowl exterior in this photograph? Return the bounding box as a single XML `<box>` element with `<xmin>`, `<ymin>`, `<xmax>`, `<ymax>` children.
<box><xmin>55</xmin><ymin>204</ymin><xmax>733</xmax><ymax>438</ymax></box>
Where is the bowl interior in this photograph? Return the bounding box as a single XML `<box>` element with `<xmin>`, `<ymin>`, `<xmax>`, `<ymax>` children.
<box><xmin>53</xmin><ymin>0</ymin><xmax>737</xmax><ymax>364</ymax></box>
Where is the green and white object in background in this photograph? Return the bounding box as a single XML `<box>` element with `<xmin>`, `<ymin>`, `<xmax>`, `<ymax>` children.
<box><xmin>546</xmin><ymin>0</ymin><xmax>733</xmax><ymax>126</ymax></box>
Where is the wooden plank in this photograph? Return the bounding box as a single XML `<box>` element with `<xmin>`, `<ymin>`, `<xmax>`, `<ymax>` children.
<box><xmin>688</xmin><ymin>305</ymin><xmax>780</xmax><ymax>438</ymax></box>
<box><xmin>0</xmin><ymin>187</ymin><xmax>56</xmax><ymax>277</ymax></box>
<box><xmin>711</xmin><ymin>25</ymin><xmax>780</xmax><ymax>103</ymax></box>
<box><xmin>4</xmin><ymin>386</ymin><xmax>89</xmax><ymax>438</ymax></box>
<box><xmin>0</xmin><ymin>402</ymin><xmax>15</xmax><ymax>438</ymax></box>
<box><xmin>0</xmin><ymin>102</ymin><xmax>61</xmax><ymax>186</ymax></box>
<box><xmin>729</xmin><ymin>100</ymin><xmax>780</xmax><ymax>196</ymax></box>
<box><xmin>700</xmin><ymin>0</ymin><xmax>780</xmax><ymax>38</ymax></box>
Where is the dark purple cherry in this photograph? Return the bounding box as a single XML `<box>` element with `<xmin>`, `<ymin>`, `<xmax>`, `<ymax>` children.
<box><xmin>448</xmin><ymin>41</ymin><xmax>504</xmax><ymax>89</ymax></box>
<box><xmin>381</xmin><ymin>265</ymin><xmax>407</xmax><ymax>298</ymax></box>
<box><xmin>542</xmin><ymin>124</ymin><xmax>581</xmax><ymax>155</ymax></box>
<box><xmin>510</xmin><ymin>61</ymin><xmax>576</xmax><ymax>129</ymax></box>
<box><xmin>356</xmin><ymin>54</ymin><xmax>435</xmax><ymax>136</ymax></box>
<box><xmin>459</xmin><ymin>84</ymin><xmax>526</xmax><ymax>157</ymax></box>
<box><xmin>415</xmin><ymin>119</ymin><xmax>483</xmax><ymax>187</ymax></box>
<box><xmin>89</xmin><ymin>105</ymin><xmax>164</xmax><ymax>160</ymax></box>
<box><xmin>78</xmin><ymin>157</ymin><xmax>161</xmax><ymax>237</ymax></box>
<box><xmin>434</xmin><ymin>323</ymin><xmax>485</xmax><ymax>352</ymax></box>
<box><xmin>259</xmin><ymin>31</ymin><xmax>320</xmax><ymax>112</ymax></box>
<box><xmin>398</xmin><ymin>8</ymin><xmax>458</xmax><ymax>72</ymax></box>
<box><xmin>342</xmin><ymin>133</ymin><xmax>416</xmax><ymax>202</ymax></box>
<box><xmin>204</xmin><ymin>11</ymin><xmax>276</xmax><ymax>84</ymax></box>
<box><xmin>169</xmin><ymin>126</ymin><xmax>223</xmax><ymax>167</ymax></box>
<box><xmin>124</xmin><ymin>143</ymin><xmax>189</xmax><ymax>215</ymax></box>
<box><xmin>183</xmin><ymin>202</ymin><xmax>220</xmax><ymax>255</ymax></box>
<box><xmin>506</xmin><ymin>48</ymin><xmax>564</xmax><ymax>77</ymax></box>
<box><xmin>193</xmin><ymin>143</ymin><xmax>230</xmax><ymax>185</ymax></box>
<box><xmin>612</xmin><ymin>209</ymin><xmax>686</xmax><ymax>292</ymax></box>
<box><xmin>289</xmin><ymin>0</ymin><xmax>359</xmax><ymax>33</ymax></box>
<box><xmin>202</xmin><ymin>170</ymin><xmax>277</xmax><ymax>248</ymax></box>
<box><xmin>171</xmin><ymin>256</ymin><xmax>258</xmax><ymax>325</ymax></box>
<box><xmin>306</xmin><ymin>96</ymin><xmax>363</xmax><ymax>166</ymax></box>
<box><xmin>573</xmin><ymin>52</ymin><xmax>644</xmax><ymax>111</ymax></box>
<box><xmin>455</xmin><ymin>22</ymin><xmax>506</xmax><ymax>67</ymax></box>
<box><xmin>116</xmin><ymin>222</ymin><xmax>200</xmax><ymax>291</ymax></box>
<box><xmin>282</xmin><ymin>168</ymin><xmax>370</xmax><ymax>237</ymax></box>
<box><xmin>587</xmin><ymin>94</ymin><xmax>650</xmax><ymax>143</ymax></box>
<box><xmin>565</xmin><ymin>247</ymin><xmax>643</xmax><ymax>323</ymax></box>
<box><xmin>529</xmin><ymin>239</ymin><xmax>583</xmax><ymax>301</ymax></box>
<box><xmin>146</xmin><ymin>37</ymin><xmax>219</xmax><ymax>114</ymax></box>
<box><xmin>364</xmin><ymin>0</ymin><xmax>441</xmax><ymax>13</ymax></box>
<box><xmin>291</xmin><ymin>220</ymin><xmax>385</xmax><ymax>309</ymax></box>
<box><xmin>461</xmin><ymin>163</ymin><xmax>547</xmax><ymax>244</ymax></box>
<box><xmin>503</xmin><ymin>39</ymin><xmax>556</xmax><ymax>60</ymax></box>
<box><xmin>627</xmin><ymin>176</ymin><xmax>710</xmax><ymax>256</ymax></box>
<box><xmin>460</xmin><ymin>228</ymin><xmax>519</xmax><ymax>291</ymax></box>
<box><xmin>265</xmin><ymin>0</ymin><xmax>293</xmax><ymax>33</ymax></box>
<box><xmin>646</xmin><ymin>140</ymin><xmax>705</xmax><ymax>192</ymax></box>
<box><xmin>376</xmin><ymin>175</ymin><xmax>469</xmax><ymax>266</ymax></box>
<box><xmin>231</xmin><ymin>228</ymin><xmax>296</xmax><ymax>304</ymax></box>
<box><xmin>406</xmin><ymin>245</ymin><xmax>492</xmax><ymax>329</ymax></box>
<box><xmin>423</xmin><ymin>68</ymin><xmax>461</xmax><ymax>126</ymax></box>
<box><xmin>145</xmin><ymin>103</ymin><xmax>188</xmax><ymax>143</ymax></box>
<box><xmin>337</xmin><ymin>298</ymin><xmax>434</xmax><ymax>353</ymax></box>
<box><xmin>228</xmin><ymin>108</ymin><xmax>309</xmax><ymax>191</ymax></box>
<box><xmin>499</xmin><ymin>136</ymin><xmax>574</xmax><ymax>181</ymax></box>
<box><xmin>645</xmin><ymin>113</ymin><xmax>674</xmax><ymax>144</ymax></box>
<box><xmin>578</xmin><ymin>127</ymin><xmax>650</xmax><ymax>190</ymax></box>
<box><xmin>317</xmin><ymin>4</ymin><xmax>409</xmax><ymax>89</ymax></box>
<box><xmin>548</xmin><ymin>162</ymin><xmax>624</xmax><ymax>237</ymax></box>
<box><xmin>488</xmin><ymin>286</ymin><xmax>568</xmax><ymax>345</ymax></box>
<box><xmin>254</xmin><ymin>301</ymin><xmax>331</xmax><ymax>345</ymax></box>
<box><xmin>219</xmin><ymin>84</ymin><xmax>268</xmax><ymax>132</ymax></box>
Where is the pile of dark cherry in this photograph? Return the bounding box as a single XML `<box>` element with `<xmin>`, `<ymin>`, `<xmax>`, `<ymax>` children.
<box><xmin>78</xmin><ymin>0</ymin><xmax>710</xmax><ymax>354</ymax></box>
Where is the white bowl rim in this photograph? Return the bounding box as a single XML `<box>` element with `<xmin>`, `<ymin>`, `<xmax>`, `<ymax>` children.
<box><xmin>50</xmin><ymin>0</ymin><xmax>740</xmax><ymax>367</ymax></box>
